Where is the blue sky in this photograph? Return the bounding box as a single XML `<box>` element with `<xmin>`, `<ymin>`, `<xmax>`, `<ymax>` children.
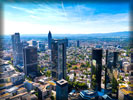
<box><xmin>3</xmin><ymin>1</ymin><xmax>129</xmax><ymax>35</ymax></box>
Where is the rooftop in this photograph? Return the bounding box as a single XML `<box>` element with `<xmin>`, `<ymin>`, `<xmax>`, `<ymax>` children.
<box><xmin>0</xmin><ymin>93</ymin><xmax>10</xmax><ymax>98</ymax></box>
<box><xmin>47</xmin><ymin>81</ymin><xmax>56</xmax><ymax>86</ymax></box>
<box><xmin>56</xmin><ymin>79</ymin><xmax>68</xmax><ymax>86</ymax></box>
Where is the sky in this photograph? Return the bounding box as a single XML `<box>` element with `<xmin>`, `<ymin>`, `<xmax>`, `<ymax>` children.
<box><xmin>3</xmin><ymin>1</ymin><xmax>129</xmax><ymax>35</ymax></box>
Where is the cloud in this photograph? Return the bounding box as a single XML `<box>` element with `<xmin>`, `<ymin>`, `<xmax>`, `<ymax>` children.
<box><xmin>4</xmin><ymin>3</ymin><xmax>129</xmax><ymax>35</ymax></box>
<box><xmin>11</xmin><ymin>6</ymin><xmax>35</xmax><ymax>14</ymax></box>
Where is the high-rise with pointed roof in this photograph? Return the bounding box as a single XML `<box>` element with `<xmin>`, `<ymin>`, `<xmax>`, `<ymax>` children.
<box><xmin>48</xmin><ymin>31</ymin><xmax>52</xmax><ymax>49</ymax></box>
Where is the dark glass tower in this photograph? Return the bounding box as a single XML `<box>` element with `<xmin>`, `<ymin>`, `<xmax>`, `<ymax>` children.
<box><xmin>39</xmin><ymin>42</ymin><xmax>45</xmax><ymax>51</ymax></box>
<box><xmin>48</xmin><ymin>31</ymin><xmax>52</xmax><ymax>49</ymax></box>
<box><xmin>32</xmin><ymin>40</ymin><xmax>37</xmax><ymax>47</ymax></box>
<box><xmin>105</xmin><ymin>49</ymin><xmax>108</xmax><ymax>89</ymax></box>
<box><xmin>51</xmin><ymin>39</ymin><xmax>67</xmax><ymax>80</ymax></box>
<box><xmin>77</xmin><ymin>40</ymin><xmax>80</xmax><ymax>47</ymax></box>
<box><xmin>92</xmin><ymin>48</ymin><xmax>102</xmax><ymax>91</ymax></box>
<box><xmin>11</xmin><ymin>33</ymin><xmax>23</xmax><ymax>66</ymax></box>
<box><xmin>113</xmin><ymin>51</ymin><xmax>119</xmax><ymax>68</ymax></box>
<box><xmin>56</xmin><ymin>79</ymin><xmax>68</xmax><ymax>100</ymax></box>
<box><xmin>23</xmin><ymin>46</ymin><xmax>38</xmax><ymax>77</ymax></box>
<box><xmin>65</xmin><ymin>38</ymin><xmax>68</xmax><ymax>47</ymax></box>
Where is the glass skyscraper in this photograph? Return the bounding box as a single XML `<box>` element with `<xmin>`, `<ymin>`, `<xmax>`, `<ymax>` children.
<box><xmin>23</xmin><ymin>46</ymin><xmax>38</xmax><ymax>77</ymax></box>
<box><xmin>48</xmin><ymin>31</ymin><xmax>52</xmax><ymax>49</ymax></box>
<box><xmin>51</xmin><ymin>39</ymin><xmax>67</xmax><ymax>80</ymax></box>
<box><xmin>11</xmin><ymin>33</ymin><xmax>23</xmax><ymax>66</ymax></box>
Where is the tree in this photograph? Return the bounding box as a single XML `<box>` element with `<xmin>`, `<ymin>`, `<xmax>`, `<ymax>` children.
<box><xmin>66</xmin><ymin>76</ymin><xmax>69</xmax><ymax>81</ymax></box>
<box><xmin>112</xmin><ymin>76</ymin><xmax>118</xmax><ymax>93</ymax></box>
<box><xmin>125</xmin><ymin>74</ymin><xmax>129</xmax><ymax>77</ymax></box>
<box><xmin>127</xmin><ymin>82</ymin><xmax>131</xmax><ymax>84</ymax></box>
<box><xmin>80</xmin><ymin>63</ymin><xmax>86</xmax><ymax>67</ymax></box>
<box><xmin>73</xmin><ymin>66</ymin><xmax>78</xmax><ymax>70</ymax></box>
<box><xmin>66</xmin><ymin>63</ymin><xmax>72</xmax><ymax>68</ymax></box>
<box><xmin>81</xmin><ymin>76</ymin><xmax>84</xmax><ymax>79</ymax></box>
<box><xmin>74</xmin><ymin>72</ymin><xmax>76</xmax><ymax>77</ymax></box>
<box><xmin>88</xmin><ymin>72</ymin><xmax>91</xmax><ymax>75</ymax></box>
<box><xmin>50</xmin><ymin>96</ymin><xmax>55</xmax><ymax>100</ymax></box>
<box><xmin>86</xmin><ymin>61</ymin><xmax>91</xmax><ymax>68</ymax></box>
<box><xmin>67</xmin><ymin>69</ymin><xmax>70</xmax><ymax>73</ymax></box>
<box><xmin>45</xmin><ymin>70</ymin><xmax>51</xmax><ymax>77</ymax></box>
<box><xmin>91</xmin><ymin>75</ymin><xmax>96</xmax><ymax>89</ymax></box>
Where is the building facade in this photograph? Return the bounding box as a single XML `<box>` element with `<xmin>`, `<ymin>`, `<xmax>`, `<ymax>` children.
<box><xmin>11</xmin><ymin>33</ymin><xmax>23</xmax><ymax>66</ymax></box>
<box><xmin>56</xmin><ymin>79</ymin><xmax>68</xmax><ymax>100</ymax></box>
<box><xmin>51</xmin><ymin>39</ymin><xmax>67</xmax><ymax>80</ymax></box>
<box><xmin>77</xmin><ymin>40</ymin><xmax>80</xmax><ymax>47</ymax></box>
<box><xmin>92</xmin><ymin>48</ymin><xmax>103</xmax><ymax>91</ymax></box>
<box><xmin>38</xmin><ymin>42</ymin><xmax>45</xmax><ymax>51</ymax></box>
<box><xmin>23</xmin><ymin>46</ymin><xmax>38</xmax><ymax>77</ymax></box>
<box><xmin>113</xmin><ymin>51</ymin><xmax>119</xmax><ymax>68</ymax></box>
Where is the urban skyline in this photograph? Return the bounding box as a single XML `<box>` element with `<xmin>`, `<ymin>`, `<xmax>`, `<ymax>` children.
<box><xmin>0</xmin><ymin>0</ymin><xmax>132</xmax><ymax>100</ymax></box>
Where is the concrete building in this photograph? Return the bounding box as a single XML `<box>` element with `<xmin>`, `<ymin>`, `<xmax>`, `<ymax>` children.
<box><xmin>51</xmin><ymin>39</ymin><xmax>67</xmax><ymax>80</ymax></box>
<box><xmin>37</xmin><ymin>83</ymin><xmax>52</xmax><ymax>100</ymax></box>
<box><xmin>56</xmin><ymin>79</ymin><xmax>68</xmax><ymax>100</ymax></box>
<box><xmin>11</xmin><ymin>33</ymin><xmax>23</xmax><ymax>66</ymax></box>
<box><xmin>48</xmin><ymin>31</ymin><xmax>52</xmax><ymax>49</ymax></box>
<box><xmin>119</xmin><ymin>85</ymin><xmax>133</xmax><ymax>100</ymax></box>
<box><xmin>24</xmin><ymin>81</ymin><xmax>33</xmax><ymax>91</ymax></box>
<box><xmin>10</xmin><ymin>73</ymin><xmax>25</xmax><ymax>85</ymax></box>
<box><xmin>23</xmin><ymin>46</ymin><xmax>38</xmax><ymax>77</ymax></box>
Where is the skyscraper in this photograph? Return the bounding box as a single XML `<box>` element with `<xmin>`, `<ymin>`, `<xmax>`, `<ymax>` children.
<box><xmin>11</xmin><ymin>33</ymin><xmax>23</xmax><ymax>66</ymax></box>
<box><xmin>23</xmin><ymin>46</ymin><xmax>38</xmax><ymax>77</ymax></box>
<box><xmin>32</xmin><ymin>40</ymin><xmax>37</xmax><ymax>47</ymax></box>
<box><xmin>65</xmin><ymin>38</ymin><xmax>68</xmax><ymax>47</ymax></box>
<box><xmin>92</xmin><ymin>48</ymin><xmax>102</xmax><ymax>91</ymax></box>
<box><xmin>105</xmin><ymin>49</ymin><xmax>108</xmax><ymax>89</ymax></box>
<box><xmin>77</xmin><ymin>40</ymin><xmax>80</xmax><ymax>47</ymax></box>
<box><xmin>48</xmin><ymin>31</ymin><xmax>52</xmax><ymax>49</ymax></box>
<box><xmin>51</xmin><ymin>39</ymin><xmax>67</xmax><ymax>80</ymax></box>
<box><xmin>56</xmin><ymin>79</ymin><xmax>68</xmax><ymax>100</ymax></box>
<box><xmin>38</xmin><ymin>42</ymin><xmax>45</xmax><ymax>51</ymax></box>
<box><xmin>113</xmin><ymin>51</ymin><xmax>119</xmax><ymax>68</ymax></box>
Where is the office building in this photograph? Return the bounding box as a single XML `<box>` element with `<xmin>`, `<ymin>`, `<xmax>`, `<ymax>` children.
<box><xmin>92</xmin><ymin>48</ymin><xmax>102</xmax><ymax>91</ymax></box>
<box><xmin>113</xmin><ymin>51</ymin><xmax>119</xmax><ymax>68</ymax></box>
<box><xmin>105</xmin><ymin>49</ymin><xmax>108</xmax><ymax>89</ymax></box>
<box><xmin>65</xmin><ymin>38</ymin><xmax>68</xmax><ymax>47</ymax></box>
<box><xmin>38</xmin><ymin>42</ymin><xmax>45</xmax><ymax>51</ymax></box>
<box><xmin>10</xmin><ymin>73</ymin><xmax>25</xmax><ymax>85</ymax></box>
<box><xmin>56</xmin><ymin>79</ymin><xmax>68</xmax><ymax>100</ymax></box>
<box><xmin>32</xmin><ymin>40</ymin><xmax>37</xmax><ymax>47</ymax></box>
<box><xmin>77</xmin><ymin>40</ymin><xmax>80</xmax><ymax>47</ymax></box>
<box><xmin>23</xmin><ymin>46</ymin><xmax>38</xmax><ymax>77</ymax></box>
<box><xmin>11</xmin><ymin>33</ymin><xmax>23</xmax><ymax>66</ymax></box>
<box><xmin>22</xmin><ymin>41</ymin><xmax>29</xmax><ymax>48</ymax></box>
<box><xmin>51</xmin><ymin>39</ymin><xmax>67</xmax><ymax>80</ymax></box>
<box><xmin>48</xmin><ymin>31</ymin><xmax>52</xmax><ymax>49</ymax></box>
